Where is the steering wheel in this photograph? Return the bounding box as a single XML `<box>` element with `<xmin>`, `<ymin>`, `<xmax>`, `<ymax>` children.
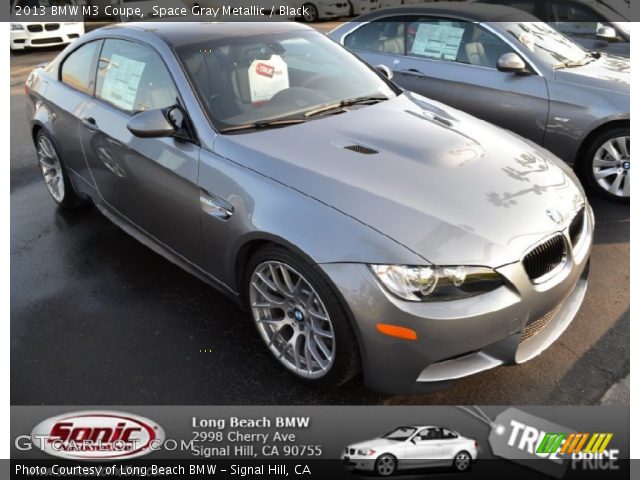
<box><xmin>298</xmin><ymin>74</ymin><xmax>328</xmax><ymax>90</ymax></box>
<box><xmin>269</xmin><ymin>87</ymin><xmax>330</xmax><ymax>107</ymax></box>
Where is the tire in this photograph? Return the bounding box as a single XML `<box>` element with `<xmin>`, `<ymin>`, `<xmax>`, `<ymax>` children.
<box><xmin>246</xmin><ymin>245</ymin><xmax>360</xmax><ymax>387</ymax></box>
<box><xmin>375</xmin><ymin>454</ymin><xmax>397</xmax><ymax>476</ymax></box>
<box><xmin>452</xmin><ymin>451</ymin><xmax>472</xmax><ymax>472</ymax></box>
<box><xmin>301</xmin><ymin>3</ymin><xmax>319</xmax><ymax>22</ymax></box>
<box><xmin>577</xmin><ymin>126</ymin><xmax>630</xmax><ymax>203</ymax></box>
<box><xmin>35</xmin><ymin>130</ymin><xmax>86</xmax><ymax>209</ymax></box>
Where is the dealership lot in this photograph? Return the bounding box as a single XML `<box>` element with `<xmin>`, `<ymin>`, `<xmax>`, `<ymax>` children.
<box><xmin>10</xmin><ymin>28</ymin><xmax>629</xmax><ymax>405</ymax></box>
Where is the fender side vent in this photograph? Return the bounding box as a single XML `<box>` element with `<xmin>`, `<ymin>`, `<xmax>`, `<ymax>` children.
<box><xmin>343</xmin><ymin>145</ymin><xmax>378</xmax><ymax>155</ymax></box>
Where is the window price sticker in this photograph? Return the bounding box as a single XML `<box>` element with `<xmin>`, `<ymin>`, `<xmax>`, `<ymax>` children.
<box><xmin>460</xmin><ymin>407</ymin><xmax>572</xmax><ymax>478</ymax></box>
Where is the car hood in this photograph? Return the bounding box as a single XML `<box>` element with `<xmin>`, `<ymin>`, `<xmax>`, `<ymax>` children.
<box><xmin>347</xmin><ymin>438</ymin><xmax>402</xmax><ymax>451</ymax></box>
<box><xmin>555</xmin><ymin>54</ymin><xmax>629</xmax><ymax>93</ymax></box>
<box><xmin>214</xmin><ymin>93</ymin><xmax>585</xmax><ymax>267</ymax></box>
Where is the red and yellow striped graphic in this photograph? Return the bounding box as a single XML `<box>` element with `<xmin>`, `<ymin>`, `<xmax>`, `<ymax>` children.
<box><xmin>537</xmin><ymin>433</ymin><xmax>613</xmax><ymax>454</ymax></box>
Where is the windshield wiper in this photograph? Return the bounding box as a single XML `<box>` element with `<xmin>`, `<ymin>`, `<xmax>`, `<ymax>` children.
<box><xmin>220</xmin><ymin>118</ymin><xmax>308</xmax><ymax>133</ymax></box>
<box><xmin>555</xmin><ymin>54</ymin><xmax>597</xmax><ymax>69</ymax></box>
<box><xmin>304</xmin><ymin>95</ymin><xmax>389</xmax><ymax>118</ymax></box>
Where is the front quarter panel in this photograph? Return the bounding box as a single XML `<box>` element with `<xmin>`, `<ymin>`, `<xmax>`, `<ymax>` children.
<box><xmin>196</xmin><ymin>148</ymin><xmax>425</xmax><ymax>295</ymax></box>
<box><xmin>545</xmin><ymin>68</ymin><xmax>629</xmax><ymax>164</ymax></box>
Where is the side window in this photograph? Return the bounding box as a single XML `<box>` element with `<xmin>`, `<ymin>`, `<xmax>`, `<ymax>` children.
<box><xmin>406</xmin><ymin>18</ymin><xmax>514</xmax><ymax>69</ymax></box>
<box><xmin>544</xmin><ymin>2</ymin><xmax>605</xmax><ymax>38</ymax></box>
<box><xmin>442</xmin><ymin>428</ymin><xmax>458</xmax><ymax>439</ymax></box>
<box><xmin>418</xmin><ymin>428</ymin><xmax>442</xmax><ymax>440</ymax></box>
<box><xmin>95</xmin><ymin>39</ymin><xmax>178</xmax><ymax>114</ymax></box>
<box><xmin>61</xmin><ymin>41</ymin><xmax>100</xmax><ymax>96</ymax></box>
<box><xmin>345</xmin><ymin>20</ymin><xmax>406</xmax><ymax>55</ymax></box>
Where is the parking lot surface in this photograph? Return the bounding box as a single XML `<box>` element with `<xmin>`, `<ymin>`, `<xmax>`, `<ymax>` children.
<box><xmin>10</xmin><ymin>29</ymin><xmax>629</xmax><ymax>405</ymax></box>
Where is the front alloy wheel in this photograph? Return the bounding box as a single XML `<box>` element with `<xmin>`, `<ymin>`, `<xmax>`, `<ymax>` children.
<box><xmin>301</xmin><ymin>3</ymin><xmax>318</xmax><ymax>22</ymax></box>
<box><xmin>592</xmin><ymin>135</ymin><xmax>630</xmax><ymax>199</ymax></box>
<box><xmin>453</xmin><ymin>451</ymin><xmax>472</xmax><ymax>472</ymax></box>
<box><xmin>375</xmin><ymin>454</ymin><xmax>397</xmax><ymax>476</ymax></box>
<box><xmin>579</xmin><ymin>127</ymin><xmax>630</xmax><ymax>202</ymax></box>
<box><xmin>246</xmin><ymin>246</ymin><xmax>360</xmax><ymax>387</ymax></box>
<box><xmin>250</xmin><ymin>261</ymin><xmax>335</xmax><ymax>379</ymax></box>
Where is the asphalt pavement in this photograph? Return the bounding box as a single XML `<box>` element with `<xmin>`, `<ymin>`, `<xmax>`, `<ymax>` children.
<box><xmin>10</xmin><ymin>37</ymin><xmax>630</xmax><ymax>406</ymax></box>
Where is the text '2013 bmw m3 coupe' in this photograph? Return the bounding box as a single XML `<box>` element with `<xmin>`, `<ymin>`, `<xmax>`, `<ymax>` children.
<box><xmin>25</xmin><ymin>22</ymin><xmax>593</xmax><ymax>394</ymax></box>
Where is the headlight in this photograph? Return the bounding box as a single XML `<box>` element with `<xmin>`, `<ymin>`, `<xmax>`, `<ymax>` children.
<box><xmin>11</xmin><ymin>23</ymin><xmax>25</xmax><ymax>31</ymax></box>
<box><xmin>370</xmin><ymin>265</ymin><xmax>504</xmax><ymax>302</ymax></box>
<box><xmin>357</xmin><ymin>448</ymin><xmax>376</xmax><ymax>456</ymax></box>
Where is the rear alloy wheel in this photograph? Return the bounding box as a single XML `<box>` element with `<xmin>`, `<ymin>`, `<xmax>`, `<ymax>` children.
<box><xmin>301</xmin><ymin>3</ymin><xmax>318</xmax><ymax>22</ymax></box>
<box><xmin>579</xmin><ymin>127</ymin><xmax>630</xmax><ymax>202</ymax></box>
<box><xmin>247</xmin><ymin>246</ymin><xmax>359</xmax><ymax>386</ymax></box>
<box><xmin>375</xmin><ymin>454</ymin><xmax>397</xmax><ymax>476</ymax></box>
<box><xmin>36</xmin><ymin>131</ymin><xmax>84</xmax><ymax>208</ymax></box>
<box><xmin>453</xmin><ymin>451</ymin><xmax>472</xmax><ymax>472</ymax></box>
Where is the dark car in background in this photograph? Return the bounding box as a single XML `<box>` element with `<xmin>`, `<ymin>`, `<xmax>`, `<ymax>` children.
<box><xmin>470</xmin><ymin>0</ymin><xmax>630</xmax><ymax>57</ymax></box>
<box><xmin>330</xmin><ymin>3</ymin><xmax>630</xmax><ymax>201</ymax></box>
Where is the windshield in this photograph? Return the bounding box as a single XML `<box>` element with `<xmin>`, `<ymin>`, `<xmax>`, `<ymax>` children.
<box><xmin>498</xmin><ymin>22</ymin><xmax>589</xmax><ymax>69</ymax></box>
<box><xmin>177</xmin><ymin>29</ymin><xmax>397</xmax><ymax>132</ymax></box>
<box><xmin>382</xmin><ymin>427</ymin><xmax>417</xmax><ymax>441</ymax></box>
<box><xmin>597</xmin><ymin>0</ymin><xmax>630</xmax><ymax>18</ymax></box>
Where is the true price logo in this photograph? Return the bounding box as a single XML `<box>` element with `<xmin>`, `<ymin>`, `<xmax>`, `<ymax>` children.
<box><xmin>31</xmin><ymin>411</ymin><xmax>164</xmax><ymax>460</ymax></box>
<box><xmin>255</xmin><ymin>63</ymin><xmax>275</xmax><ymax>78</ymax></box>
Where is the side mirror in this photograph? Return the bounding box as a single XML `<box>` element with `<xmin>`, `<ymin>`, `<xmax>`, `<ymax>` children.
<box><xmin>497</xmin><ymin>52</ymin><xmax>527</xmax><ymax>73</ymax></box>
<box><xmin>411</xmin><ymin>437</ymin><xmax>421</xmax><ymax>444</ymax></box>
<box><xmin>596</xmin><ymin>26</ymin><xmax>617</xmax><ymax>42</ymax></box>
<box><xmin>127</xmin><ymin>107</ymin><xmax>178</xmax><ymax>138</ymax></box>
<box><xmin>376</xmin><ymin>64</ymin><xmax>393</xmax><ymax>80</ymax></box>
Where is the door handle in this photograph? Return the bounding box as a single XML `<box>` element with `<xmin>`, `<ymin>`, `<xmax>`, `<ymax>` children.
<box><xmin>82</xmin><ymin>117</ymin><xmax>98</xmax><ymax>130</ymax></box>
<box><xmin>398</xmin><ymin>68</ymin><xmax>427</xmax><ymax>78</ymax></box>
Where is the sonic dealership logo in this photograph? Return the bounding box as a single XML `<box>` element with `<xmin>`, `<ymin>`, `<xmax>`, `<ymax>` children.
<box><xmin>22</xmin><ymin>411</ymin><xmax>164</xmax><ymax>460</ymax></box>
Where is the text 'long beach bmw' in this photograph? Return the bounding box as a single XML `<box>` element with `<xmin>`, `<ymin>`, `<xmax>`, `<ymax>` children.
<box><xmin>25</xmin><ymin>22</ymin><xmax>593</xmax><ymax>394</ymax></box>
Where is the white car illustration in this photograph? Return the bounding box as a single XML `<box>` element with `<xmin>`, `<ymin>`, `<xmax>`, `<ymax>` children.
<box><xmin>343</xmin><ymin>426</ymin><xmax>478</xmax><ymax>476</ymax></box>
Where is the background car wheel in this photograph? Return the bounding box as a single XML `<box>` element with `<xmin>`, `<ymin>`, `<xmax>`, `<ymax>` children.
<box><xmin>453</xmin><ymin>451</ymin><xmax>472</xmax><ymax>472</ymax></box>
<box><xmin>246</xmin><ymin>245</ymin><xmax>360</xmax><ymax>387</ymax></box>
<box><xmin>35</xmin><ymin>131</ymin><xmax>85</xmax><ymax>209</ymax></box>
<box><xmin>578</xmin><ymin>126</ymin><xmax>630</xmax><ymax>203</ymax></box>
<box><xmin>375</xmin><ymin>454</ymin><xmax>397</xmax><ymax>476</ymax></box>
<box><xmin>301</xmin><ymin>3</ymin><xmax>318</xmax><ymax>22</ymax></box>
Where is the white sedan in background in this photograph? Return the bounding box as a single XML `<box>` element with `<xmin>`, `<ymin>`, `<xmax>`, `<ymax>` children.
<box><xmin>10</xmin><ymin>0</ymin><xmax>84</xmax><ymax>51</ymax></box>
<box><xmin>343</xmin><ymin>426</ymin><xmax>478</xmax><ymax>476</ymax></box>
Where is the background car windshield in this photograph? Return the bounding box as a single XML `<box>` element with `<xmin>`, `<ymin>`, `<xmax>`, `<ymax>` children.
<box><xmin>382</xmin><ymin>427</ymin><xmax>416</xmax><ymax>441</ymax></box>
<box><xmin>177</xmin><ymin>30</ymin><xmax>396</xmax><ymax>130</ymax></box>
<box><xmin>498</xmin><ymin>22</ymin><xmax>587</xmax><ymax>67</ymax></box>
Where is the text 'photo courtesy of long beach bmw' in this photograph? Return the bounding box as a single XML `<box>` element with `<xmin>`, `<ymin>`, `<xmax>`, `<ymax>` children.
<box><xmin>25</xmin><ymin>21</ymin><xmax>593</xmax><ymax>395</ymax></box>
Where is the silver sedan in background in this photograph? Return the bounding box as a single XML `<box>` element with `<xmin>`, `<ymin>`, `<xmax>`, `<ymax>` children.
<box><xmin>26</xmin><ymin>22</ymin><xmax>592</xmax><ymax>394</ymax></box>
<box><xmin>330</xmin><ymin>3</ymin><xmax>630</xmax><ymax>201</ymax></box>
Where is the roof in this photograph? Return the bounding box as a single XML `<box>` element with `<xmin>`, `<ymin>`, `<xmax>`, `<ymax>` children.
<box><xmin>356</xmin><ymin>2</ymin><xmax>541</xmax><ymax>22</ymax></box>
<box><xmin>98</xmin><ymin>21</ymin><xmax>314</xmax><ymax>48</ymax></box>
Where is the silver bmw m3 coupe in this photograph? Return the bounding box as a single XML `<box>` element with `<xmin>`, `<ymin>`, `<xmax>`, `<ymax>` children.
<box><xmin>25</xmin><ymin>22</ymin><xmax>592</xmax><ymax>394</ymax></box>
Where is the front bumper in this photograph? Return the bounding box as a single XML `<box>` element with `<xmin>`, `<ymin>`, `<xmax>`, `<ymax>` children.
<box><xmin>342</xmin><ymin>455</ymin><xmax>375</xmax><ymax>472</ymax></box>
<box><xmin>10</xmin><ymin>23</ymin><xmax>84</xmax><ymax>50</ymax></box>
<box><xmin>319</xmin><ymin>206</ymin><xmax>593</xmax><ymax>394</ymax></box>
